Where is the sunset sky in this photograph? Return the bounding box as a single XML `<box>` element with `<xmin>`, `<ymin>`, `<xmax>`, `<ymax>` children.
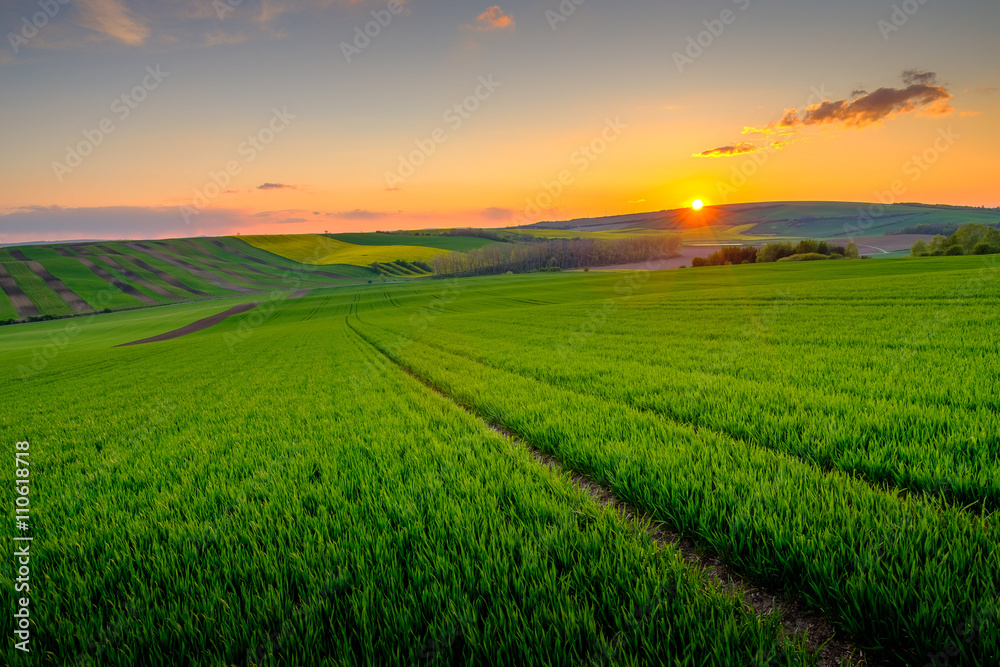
<box><xmin>1</xmin><ymin>0</ymin><xmax>997</xmax><ymax>242</ymax></box>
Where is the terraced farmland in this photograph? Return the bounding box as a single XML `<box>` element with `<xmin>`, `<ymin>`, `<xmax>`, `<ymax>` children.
<box><xmin>3</xmin><ymin>254</ymin><xmax>998</xmax><ymax>665</ymax></box>
<box><xmin>0</xmin><ymin>237</ymin><xmax>375</xmax><ymax>323</ymax></box>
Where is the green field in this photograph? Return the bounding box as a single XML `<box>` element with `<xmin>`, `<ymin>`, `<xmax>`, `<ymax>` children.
<box><xmin>0</xmin><ymin>289</ymin><xmax>18</xmax><ymax>321</ymax></box>
<box><xmin>240</xmin><ymin>234</ymin><xmax>453</xmax><ymax>267</ymax></box>
<box><xmin>3</xmin><ymin>255</ymin><xmax>999</xmax><ymax>664</ymax></box>
<box><xmin>327</xmin><ymin>233</ymin><xmax>501</xmax><ymax>252</ymax></box>
<box><xmin>0</xmin><ymin>249</ymin><xmax>75</xmax><ymax>317</ymax></box>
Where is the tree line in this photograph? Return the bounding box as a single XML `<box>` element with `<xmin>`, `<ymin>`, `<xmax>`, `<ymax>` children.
<box><xmin>432</xmin><ymin>235</ymin><xmax>682</xmax><ymax>276</ymax></box>
<box><xmin>911</xmin><ymin>223</ymin><xmax>1000</xmax><ymax>257</ymax></box>
<box><xmin>691</xmin><ymin>240</ymin><xmax>859</xmax><ymax>267</ymax></box>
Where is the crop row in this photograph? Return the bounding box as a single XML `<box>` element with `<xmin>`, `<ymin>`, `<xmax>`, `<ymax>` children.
<box><xmin>347</xmin><ymin>259</ymin><xmax>1000</xmax><ymax>663</ymax></box>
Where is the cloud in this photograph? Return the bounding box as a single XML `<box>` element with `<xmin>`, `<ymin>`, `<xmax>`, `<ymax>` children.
<box><xmin>257</xmin><ymin>182</ymin><xmax>294</xmax><ymax>190</ymax></box>
<box><xmin>466</xmin><ymin>6</ymin><xmax>515</xmax><ymax>31</ymax></box>
<box><xmin>776</xmin><ymin>72</ymin><xmax>952</xmax><ymax>129</ymax></box>
<box><xmin>74</xmin><ymin>0</ymin><xmax>149</xmax><ymax>45</ymax></box>
<box><xmin>202</xmin><ymin>31</ymin><xmax>248</xmax><ymax>47</ymax></box>
<box><xmin>696</xmin><ymin>72</ymin><xmax>959</xmax><ymax>160</ymax></box>
<box><xmin>693</xmin><ymin>143</ymin><xmax>757</xmax><ymax>158</ymax></box>
<box><xmin>960</xmin><ymin>110</ymin><xmax>983</xmax><ymax>117</ymax></box>
<box><xmin>481</xmin><ymin>207</ymin><xmax>513</xmax><ymax>221</ymax></box>
<box><xmin>326</xmin><ymin>209</ymin><xmax>389</xmax><ymax>220</ymax></box>
<box><xmin>902</xmin><ymin>69</ymin><xmax>938</xmax><ymax>86</ymax></box>
<box><xmin>0</xmin><ymin>205</ymin><xmax>247</xmax><ymax>244</ymax></box>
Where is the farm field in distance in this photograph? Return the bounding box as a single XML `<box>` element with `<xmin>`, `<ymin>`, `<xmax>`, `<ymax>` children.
<box><xmin>3</xmin><ymin>254</ymin><xmax>998</xmax><ymax>665</ymax></box>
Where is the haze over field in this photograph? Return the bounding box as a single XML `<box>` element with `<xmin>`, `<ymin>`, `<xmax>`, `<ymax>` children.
<box><xmin>1</xmin><ymin>0</ymin><xmax>998</xmax><ymax>243</ymax></box>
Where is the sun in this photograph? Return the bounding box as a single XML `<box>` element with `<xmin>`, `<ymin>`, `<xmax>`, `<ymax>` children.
<box><xmin>691</xmin><ymin>199</ymin><xmax>704</xmax><ymax>210</ymax></box>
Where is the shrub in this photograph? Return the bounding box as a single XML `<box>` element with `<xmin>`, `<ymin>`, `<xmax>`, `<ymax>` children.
<box><xmin>757</xmin><ymin>242</ymin><xmax>796</xmax><ymax>263</ymax></box>
<box><xmin>945</xmin><ymin>245</ymin><xmax>964</xmax><ymax>256</ymax></box>
<box><xmin>776</xmin><ymin>253</ymin><xmax>830</xmax><ymax>262</ymax></box>
<box><xmin>794</xmin><ymin>239</ymin><xmax>821</xmax><ymax>255</ymax></box>
<box><xmin>973</xmin><ymin>243</ymin><xmax>1000</xmax><ymax>255</ymax></box>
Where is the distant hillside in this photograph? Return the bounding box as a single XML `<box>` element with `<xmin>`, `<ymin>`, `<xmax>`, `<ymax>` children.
<box><xmin>0</xmin><ymin>237</ymin><xmax>373</xmax><ymax>324</ymax></box>
<box><xmin>518</xmin><ymin>202</ymin><xmax>1000</xmax><ymax>239</ymax></box>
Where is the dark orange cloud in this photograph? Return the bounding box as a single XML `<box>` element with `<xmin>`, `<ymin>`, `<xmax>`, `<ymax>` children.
<box><xmin>702</xmin><ymin>71</ymin><xmax>958</xmax><ymax>158</ymax></box>
<box><xmin>778</xmin><ymin>72</ymin><xmax>952</xmax><ymax>129</ymax></box>
<box><xmin>467</xmin><ymin>6</ymin><xmax>515</xmax><ymax>31</ymax></box>
<box><xmin>693</xmin><ymin>143</ymin><xmax>757</xmax><ymax>158</ymax></box>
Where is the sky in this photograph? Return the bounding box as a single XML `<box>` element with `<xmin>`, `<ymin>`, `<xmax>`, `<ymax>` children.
<box><xmin>0</xmin><ymin>0</ymin><xmax>997</xmax><ymax>242</ymax></box>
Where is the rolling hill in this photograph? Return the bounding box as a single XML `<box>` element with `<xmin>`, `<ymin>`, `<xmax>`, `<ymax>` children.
<box><xmin>517</xmin><ymin>201</ymin><xmax>1000</xmax><ymax>240</ymax></box>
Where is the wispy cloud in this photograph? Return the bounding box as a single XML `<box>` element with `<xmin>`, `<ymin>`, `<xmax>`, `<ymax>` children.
<box><xmin>257</xmin><ymin>182</ymin><xmax>295</xmax><ymax>190</ymax></box>
<box><xmin>327</xmin><ymin>209</ymin><xmax>389</xmax><ymax>220</ymax></box>
<box><xmin>693</xmin><ymin>143</ymin><xmax>757</xmax><ymax>158</ymax></box>
<box><xmin>74</xmin><ymin>0</ymin><xmax>149</xmax><ymax>45</ymax></box>
<box><xmin>481</xmin><ymin>207</ymin><xmax>513</xmax><ymax>220</ymax></box>
<box><xmin>202</xmin><ymin>31</ymin><xmax>248</xmax><ymax>47</ymax></box>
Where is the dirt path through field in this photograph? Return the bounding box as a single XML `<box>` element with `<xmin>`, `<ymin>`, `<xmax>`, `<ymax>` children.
<box><xmin>288</xmin><ymin>289</ymin><xmax>311</xmax><ymax>299</ymax></box>
<box><xmin>0</xmin><ymin>262</ymin><xmax>40</xmax><ymax>318</ymax></box>
<box><xmin>116</xmin><ymin>302</ymin><xmax>259</xmax><ymax>346</ymax></box>
<box><xmin>345</xmin><ymin>319</ymin><xmax>874</xmax><ymax>667</ymax></box>
<box><xmin>8</xmin><ymin>249</ymin><xmax>91</xmax><ymax>313</ymax></box>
